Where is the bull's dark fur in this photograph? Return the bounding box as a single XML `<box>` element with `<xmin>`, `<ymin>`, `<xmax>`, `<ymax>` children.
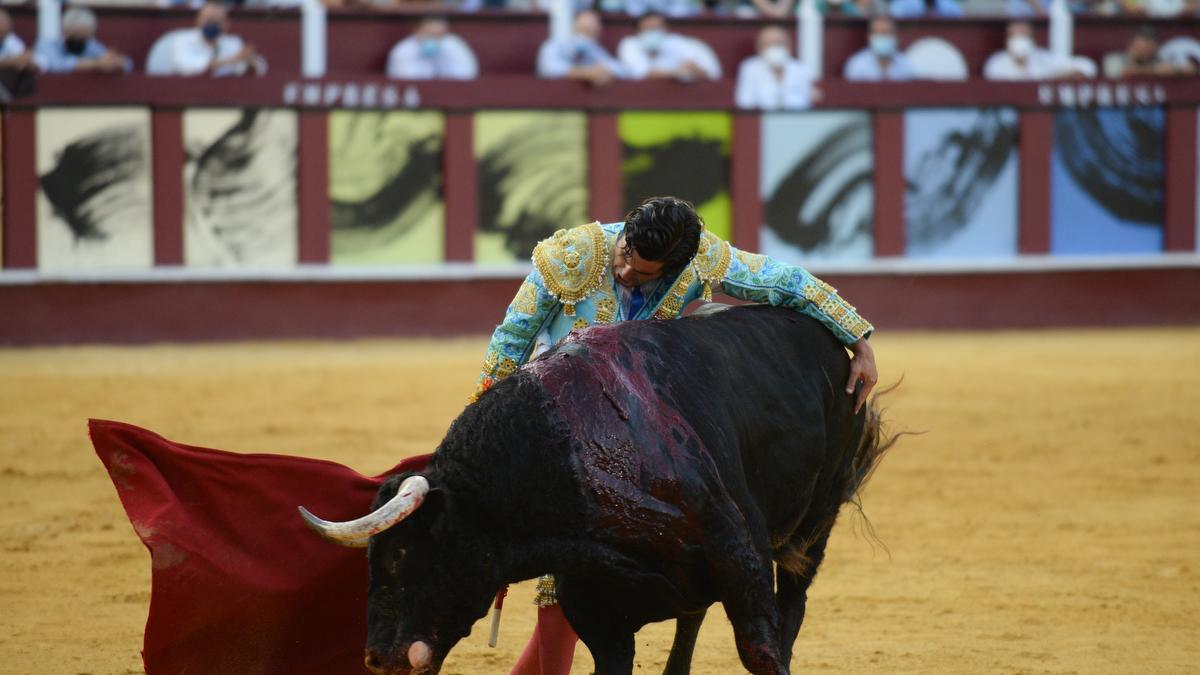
<box><xmin>362</xmin><ymin>306</ymin><xmax>895</xmax><ymax>675</ymax></box>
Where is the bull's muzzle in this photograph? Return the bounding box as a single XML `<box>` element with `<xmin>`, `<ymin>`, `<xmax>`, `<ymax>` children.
<box><xmin>362</xmin><ymin>641</ymin><xmax>434</xmax><ymax>675</ymax></box>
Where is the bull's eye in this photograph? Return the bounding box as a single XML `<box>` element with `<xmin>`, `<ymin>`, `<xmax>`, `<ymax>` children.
<box><xmin>388</xmin><ymin>549</ymin><xmax>406</xmax><ymax>576</ymax></box>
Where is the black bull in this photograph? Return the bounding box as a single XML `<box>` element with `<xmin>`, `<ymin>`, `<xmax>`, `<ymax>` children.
<box><xmin>303</xmin><ymin>305</ymin><xmax>895</xmax><ymax>675</ymax></box>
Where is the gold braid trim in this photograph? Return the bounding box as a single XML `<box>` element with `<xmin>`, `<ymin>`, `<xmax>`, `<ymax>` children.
<box><xmin>533</xmin><ymin>574</ymin><xmax>558</xmax><ymax>607</ymax></box>
<box><xmin>693</xmin><ymin>230</ymin><xmax>732</xmax><ymax>302</ymax></box>
<box><xmin>803</xmin><ymin>278</ymin><xmax>872</xmax><ymax>340</ymax></box>
<box><xmin>653</xmin><ymin>267</ymin><xmax>696</xmax><ymax>319</ymax></box>
<box><xmin>531</xmin><ymin>222</ymin><xmax>608</xmax><ymax>317</ymax></box>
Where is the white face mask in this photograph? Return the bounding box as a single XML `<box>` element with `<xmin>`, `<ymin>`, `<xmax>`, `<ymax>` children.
<box><xmin>639</xmin><ymin>29</ymin><xmax>666</xmax><ymax>51</ymax></box>
<box><xmin>1007</xmin><ymin>34</ymin><xmax>1034</xmax><ymax>58</ymax></box>
<box><xmin>762</xmin><ymin>44</ymin><xmax>789</xmax><ymax>67</ymax></box>
<box><xmin>869</xmin><ymin>34</ymin><xmax>896</xmax><ymax>57</ymax></box>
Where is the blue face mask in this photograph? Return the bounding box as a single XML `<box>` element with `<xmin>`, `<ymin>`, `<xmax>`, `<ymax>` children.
<box><xmin>869</xmin><ymin>34</ymin><xmax>896</xmax><ymax>57</ymax></box>
<box><xmin>201</xmin><ymin>21</ymin><xmax>221</xmax><ymax>41</ymax></box>
<box><xmin>419</xmin><ymin>37</ymin><xmax>441</xmax><ymax>59</ymax></box>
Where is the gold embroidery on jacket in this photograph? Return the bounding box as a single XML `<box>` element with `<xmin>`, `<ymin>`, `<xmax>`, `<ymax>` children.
<box><xmin>511</xmin><ymin>281</ymin><xmax>539</xmax><ymax>316</ymax></box>
<box><xmin>654</xmin><ymin>267</ymin><xmax>696</xmax><ymax>319</ymax></box>
<box><xmin>532</xmin><ymin>222</ymin><xmax>608</xmax><ymax>317</ymax></box>
<box><xmin>735</xmin><ymin>249</ymin><xmax>767</xmax><ymax>274</ymax></box>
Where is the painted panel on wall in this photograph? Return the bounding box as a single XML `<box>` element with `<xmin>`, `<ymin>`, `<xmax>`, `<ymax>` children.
<box><xmin>37</xmin><ymin>107</ymin><xmax>153</xmax><ymax>271</ymax></box>
<box><xmin>904</xmin><ymin>108</ymin><xmax>1019</xmax><ymax>258</ymax></box>
<box><xmin>330</xmin><ymin>111</ymin><xmax>444</xmax><ymax>264</ymax></box>
<box><xmin>1051</xmin><ymin>107</ymin><xmax>1164</xmax><ymax>255</ymax></box>
<box><xmin>620</xmin><ymin>111</ymin><xmax>731</xmax><ymax>242</ymax></box>
<box><xmin>759</xmin><ymin>111</ymin><xmax>872</xmax><ymax>263</ymax></box>
<box><xmin>184</xmin><ymin>108</ymin><xmax>298</xmax><ymax>267</ymax></box>
<box><xmin>474</xmin><ymin>111</ymin><xmax>588</xmax><ymax>264</ymax></box>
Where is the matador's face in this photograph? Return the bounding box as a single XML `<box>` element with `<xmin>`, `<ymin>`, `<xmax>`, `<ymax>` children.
<box><xmin>612</xmin><ymin>235</ymin><xmax>666</xmax><ymax>289</ymax></box>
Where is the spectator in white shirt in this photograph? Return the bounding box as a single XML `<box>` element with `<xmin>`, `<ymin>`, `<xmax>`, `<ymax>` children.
<box><xmin>537</xmin><ymin>10</ymin><xmax>626</xmax><ymax>86</ymax></box>
<box><xmin>160</xmin><ymin>3</ymin><xmax>265</xmax><ymax>77</ymax></box>
<box><xmin>617</xmin><ymin>12</ymin><xmax>721</xmax><ymax>82</ymax></box>
<box><xmin>0</xmin><ymin>9</ymin><xmax>34</xmax><ymax>72</ymax></box>
<box><xmin>735</xmin><ymin>26</ymin><xmax>813</xmax><ymax>110</ymax></box>
<box><xmin>983</xmin><ymin>21</ymin><xmax>1078</xmax><ymax>80</ymax></box>
<box><xmin>387</xmin><ymin>18</ymin><xmax>479</xmax><ymax>80</ymax></box>
<box><xmin>843</xmin><ymin>16</ymin><xmax>915</xmax><ymax>81</ymax></box>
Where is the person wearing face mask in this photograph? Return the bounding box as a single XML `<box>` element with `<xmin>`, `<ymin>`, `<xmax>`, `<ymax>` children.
<box><xmin>537</xmin><ymin>10</ymin><xmax>626</xmax><ymax>86</ymax></box>
<box><xmin>616</xmin><ymin>12</ymin><xmax>721</xmax><ymax>82</ymax></box>
<box><xmin>842</xmin><ymin>15</ymin><xmax>915</xmax><ymax>82</ymax></box>
<box><xmin>387</xmin><ymin>18</ymin><xmax>479</xmax><ymax>80</ymax></box>
<box><xmin>735</xmin><ymin>26</ymin><xmax>813</xmax><ymax>110</ymax></box>
<box><xmin>983</xmin><ymin>21</ymin><xmax>1077</xmax><ymax>81</ymax></box>
<box><xmin>33</xmin><ymin>7</ymin><xmax>130</xmax><ymax>75</ymax></box>
<box><xmin>160</xmin><ymin>2</ymin><xmax>265</xmax><ymax>77</ymax></box>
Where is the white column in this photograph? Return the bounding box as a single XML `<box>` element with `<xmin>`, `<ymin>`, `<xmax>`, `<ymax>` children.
<box><xmin>38</xmin><ymin>0</ymin><xmax>62</xmax><ymax>43</ymax></box>
<box><xmin>1049</xmin><ymin>0</ymin><xmax>1072</xmax><ymax>61</ymax></box>
<box><xmin>301</xmin><ymin>0</ymin><xmax>327</xmax><ymax>79</ymax></box>
<box><xmin>799</xmin><ymin>0</ymin><xmax>823</xmax><ymax>79</ymax></box>
<box><xmin>549</xmin><ymin>0</ymin><xmax>571</xmax><ymax>44</ymax></box>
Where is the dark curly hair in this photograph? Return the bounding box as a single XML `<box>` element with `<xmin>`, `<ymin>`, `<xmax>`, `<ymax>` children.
<box><xmin>621</xmin><ymin>196</ymin><xmax>703</xmax><ymax>278</ymax></box>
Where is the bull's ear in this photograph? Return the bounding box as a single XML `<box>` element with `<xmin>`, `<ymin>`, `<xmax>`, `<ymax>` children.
<box><xmin>409</xmin><ymin>486</ymin><xmax>448</xmax><ymax>534</ymax></box>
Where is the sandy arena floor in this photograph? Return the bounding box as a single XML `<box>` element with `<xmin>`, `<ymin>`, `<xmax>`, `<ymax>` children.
<box><xmin>1</xmin><ymin>329</ymin><xmax>1198</xmax><ymax>674</ymax></box>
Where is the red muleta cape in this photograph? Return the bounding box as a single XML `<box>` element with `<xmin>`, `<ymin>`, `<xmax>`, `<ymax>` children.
<box><xmin>89</xmin><ymin>419</ymin><xmax>431</xmax><ymax>675</ymax></box>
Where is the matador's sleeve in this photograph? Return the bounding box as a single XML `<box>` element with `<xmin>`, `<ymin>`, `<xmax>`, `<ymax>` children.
<box><xmin>712</xmin><ymin>238</ymin><xmax>873</xmax><ymax>346</ymax></box>
<box><xmin>470</xmin><ymin>268</ymin><xmax>558</xmax><ymax>402</ymax></box>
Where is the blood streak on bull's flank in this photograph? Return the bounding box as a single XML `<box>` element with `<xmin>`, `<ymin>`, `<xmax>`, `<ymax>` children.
<box><xmin>527</xmin><ymin>324</ymin><xmax>708</xmax><ymax>561</ymax></box>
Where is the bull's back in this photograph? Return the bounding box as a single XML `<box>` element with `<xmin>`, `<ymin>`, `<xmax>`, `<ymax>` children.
<box><xmin>530</xmin><ymin>306</ymin><xmax>860</xmax><ymax>558</ymax></box>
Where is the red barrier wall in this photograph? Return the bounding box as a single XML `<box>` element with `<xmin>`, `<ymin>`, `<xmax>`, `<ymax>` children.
<box><xmin>3</xmin><ymin>265</ymin><xmax>1198</xmax><ymax>345</ymax></box>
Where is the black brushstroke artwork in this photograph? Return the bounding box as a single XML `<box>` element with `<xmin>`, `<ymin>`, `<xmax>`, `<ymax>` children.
<box><xmin>1054</xmin><ymin>108</ymin><xmax>1163</xmax><ymax>225</ymax></box>
<box><xmin>764</xmin><ymin>118</ymin><xmax>872</xmax><ymax>253</ymax></box>
<box><xmin>187</xmin><ymin>109</ymin><xmax>298</xmax><ymax>264</ymax></box>
<box><xmin>621</xmin><ymin>138</ymin><xmax>726</xmax><ymax>219</ymax></box>
<box><xmin>39</xmin><ymin>124</ymin><xmax>149</xmax><ymax>242</ymax></box>
<box><xmin>478</xmin><ymin>119</ymin><xmax>588</xmax><ymax>258</ymax></box>
<box><xmin>330</xmin><ymin>114</ymin><xmax>441</xmax><ymax>241</ymax></box>
<box><xmin>905</xmin><ymin>109</ymin><xmax>1018</xmax><ymax>249</ymax></box>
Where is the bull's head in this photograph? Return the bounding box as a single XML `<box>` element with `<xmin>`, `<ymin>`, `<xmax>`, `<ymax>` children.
<box><xmin>299</xmin><ymin>472</ymin><xmax>499</xmax><ymax>675</ymax></box>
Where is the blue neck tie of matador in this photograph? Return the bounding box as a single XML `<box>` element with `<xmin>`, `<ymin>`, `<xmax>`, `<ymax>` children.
<box><xmin>629</xmin><ymin>286</ymin><xmax>645</xmax><ymax>319</ymax></box>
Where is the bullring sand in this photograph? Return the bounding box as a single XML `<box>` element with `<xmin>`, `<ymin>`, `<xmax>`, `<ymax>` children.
<box><xmin>1</xmin><ymin>329</ymin><xmax>1197</xmax><ymax>674</ymax></box>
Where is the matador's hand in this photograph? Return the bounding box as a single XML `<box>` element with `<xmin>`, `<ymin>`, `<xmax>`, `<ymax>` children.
<box><xmin>846</xmin><ymin>338</ymin><xmax>878</xmax><ymax>414</ymax></box>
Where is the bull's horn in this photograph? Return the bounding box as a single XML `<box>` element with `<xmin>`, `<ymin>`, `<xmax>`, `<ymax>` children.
<box><xmin>298</xmin><ymin>475</ymin><xmax>430</xmax><ymax>547</ymax></box>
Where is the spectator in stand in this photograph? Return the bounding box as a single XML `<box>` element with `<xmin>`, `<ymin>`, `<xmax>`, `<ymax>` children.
<box><xmin>0</xmin><ymin>8</ymin><xmax>36</xmax><ymax>97</ymax></box>
<box><xmin>1119</xmin><ymin>25</ymin><xmax>1197</xmax><ymax>77</ymax></box>
<box><xmin>983</xmin><ymin>20</ymin><xmax>1081</xmax><ymax>79</ymax></box>
<box><xmin>387</xmin><ymin>18</ymin><xmax>478</xmax><ymax>80</ymax></box>
<box><xmin>157</xmin><ymin>2</ymin><xmax>266</xmax><ymax>77</ymax></box>
<box><xmin>617</xmin><ymin>12</ymin><xmax>721</xmax><ymax>82</ymax></box>
<box><xmin>537</xmin><ymin>10</ymin><xmax>626</xmax><ymax>86</ymax></box>
<box><xmin>0</xmin><ymin>9</ymin><xmax>34</xmax><ymax>72</ymax></box>
<box><xmin>34</xmin><ymin>7</ymin><xmax>130</xmax><ymax>75</ymax></box>
<box><xmin>843</xmin><ymin>15</ymin><xmax>915</xmax><ymax>81</ymax></box>
<box><xmin>735</xmin><ymin>26</ymin><xmax>813</xmax><ymax>110</ymax></box>
<box><xmin>750</xmin><ymin>0</ymin><xmax>871</xmax><ymax>18</ymax></box>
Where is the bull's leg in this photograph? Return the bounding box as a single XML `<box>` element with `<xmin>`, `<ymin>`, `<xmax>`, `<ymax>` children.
<box><xmin>661</xmin><ymin>609</ymin><xmax>707</xmax><ymax>675</ymax></box>
<box><xmin>776</xmin><ymin>520</ymin><xmax>835</xmax><ymax>664</ymax></box>
<box><xmin>558</xmin><ymin>576</ymin><xmax>636</xmax><ymax>675</ymax></box>
<box><xmin>713</xmin><ymin>555</ymin><xmax>789</xmax><ymax>675</ymax></box>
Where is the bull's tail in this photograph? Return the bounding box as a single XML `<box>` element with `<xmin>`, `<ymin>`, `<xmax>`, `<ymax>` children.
<box><xmin>842</xmin><ymin>378</ymin><xmax>903</xmax><ymax>506</ymax></box>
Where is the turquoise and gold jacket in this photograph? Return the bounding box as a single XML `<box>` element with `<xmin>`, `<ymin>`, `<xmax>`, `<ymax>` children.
<box><xmin>472</xmin><ymin>221</ymin><xmax>873</xmax><ymax>399</ymax></box>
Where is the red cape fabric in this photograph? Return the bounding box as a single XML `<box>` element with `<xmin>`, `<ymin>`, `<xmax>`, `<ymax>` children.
<box><xmin>89</xmin><ymin>418</ymin><xmax>430</xmax><ymax>675</ymax></box>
